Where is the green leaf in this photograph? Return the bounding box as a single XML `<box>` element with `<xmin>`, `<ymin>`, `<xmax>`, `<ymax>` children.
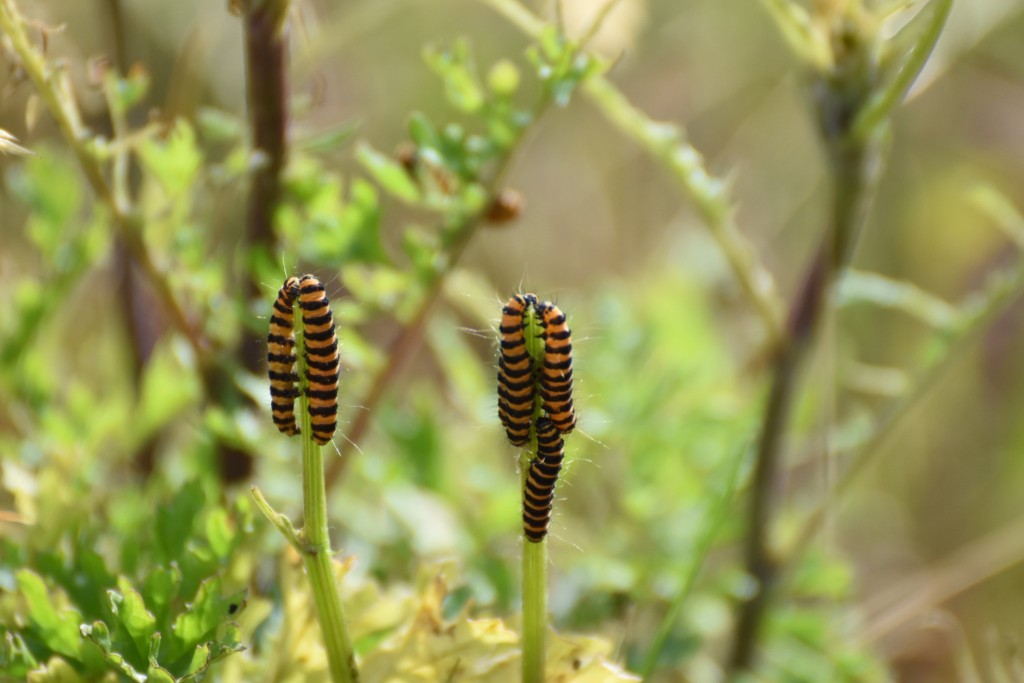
<box><xmin>72</xmin><ymin>544</ymin><xmax>117</xmax><ymax>617</ymax></box>
<box><xmin>288</xmin><ymin>167</ymin><xmax>388</xmax><ymax>265</ymax></box>
<box><xmin>146</xmin><ymin>665</ymin><xmax>177</xmax><ymax>683</ymax></box>
<box><xmin>6</xmin><ymin>152</ymin><xmax>82</xmax><ymax>261</ymax></box>
<box><xmin>110</xmin><ymin>578</ymin><xmax>157</xmax><ymax>661</ymax></box>
<box><xmin>852</xmin><ymin>0</ymin><xmax>952</xmax><ymax>140</ymax></box>
<box><xmin>167</xmin><ymin>576</ymin><xmax>244</xmax><ymax>663</ymax></box>
<box><xmin>402</xmin><ymin>228</ymin><xmax>440</xmax><ymax>282</ymax></box>
<box><xmin>339</xmin><ymin>179</ymin><xmax>389</xmax><ymax>264</ymax></box>
<box><xmin>1</xmin><ymin>629</ymin><xmax>39</xmax><ymax>676</ymax></box>
<box><xmin>356</xmin><ymin>142</ymin><xmax>421</xmax><ymax>204</ymax></box>
<box><xmin>156</xmin><ymin>481</ymin><xmax>204</xmax><ymax>563</ymax></box>
<box><xmin>204</xmin><ymin>507</ymin><xmax>235</xmax><ymax>560</ymax></box>
<box><xmin>138</xmin><ymin>120</ymin><xmax>204</xmax><ymax>197</ymax></box>
<box><xmin>105</xmin><ymin>65</ymin><xmax>151</xmax><ymax>113</ymax></box>
<box><xmin>295</xmin><ymin>119</ymin><xmax>362</xmax><ymax>153</ymax></box>
<box><xmin>17</xmin><ymin>571</ymin><xmax>83</xmax><ymax>661</ymax></box>
<box><xmin>837</xmin><ymin>269</ymin><xmax>958</xmax><ymax>330</ymax></box>
<box><xmin>143</xmin><ymin>565</ymin><xmax>182</xmax><ymax>625</ymax></box>
<box><xmin>196</xmin><ymin>106</ymin><xmax>244</xmax><ymax>142</ymax></box>
<box><xmin>423</xmin><ymin>40</ymin><xmax>485</xmax><ymax>113</ymax></box>
<box><xmin>182</xmin><ymin>642</ymin><xmax>211</xmax><ymax>677</ymax></box>
<box><xmin>80</xmin><ymin>621</ymin><xmax>147</xmax><ymax>682</ymax></box>
<box><xmin>408</xmin><ymin>111</ymin><xmax>442</xmax><ymax>151</ymax></box>
<box><xmin>80</xmin><ymin>621</ymin><xmax>111</xmax><ymax>653</ymax></box>
<box><xmin>25</xmin><ymin>656</ymin><xmax>85</xmax><ymax>683</ymax></box>
<box><xmin>791</xmin><ymin>550</ymin><xmax>854</xmax><ymax>600</ymax></box>
<box><xmin>135</xmin><ymin>339</ymin><xmax>202</xmax><ymax>447</ymax></box>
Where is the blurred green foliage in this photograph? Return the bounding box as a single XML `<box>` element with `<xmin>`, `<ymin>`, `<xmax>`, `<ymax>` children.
<box><xmin>1</xmin><ymin>0</ymin><xmax>1023</xmax><ymax>682</ymax></box>
<box><xmin>0</xmin><ymin>479</ymin><xmax>249</xmax><ymax>681</ymax></box>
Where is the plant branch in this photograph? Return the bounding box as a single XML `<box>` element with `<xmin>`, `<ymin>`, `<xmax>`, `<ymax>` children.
<box><xmin>0</xmin><ymin>0</ymin><xmax>203</xmax><ymax>361</ymax></box>
<box><xmin>251</xmin><ymin>485</ymin><xmax>303</xmax><ymax>550</ymax></box>
<box><xmin>323</xmin><ymin>93</ymin><xmax>552</xmax><ymax>490</ymax></box>
<box><xmin>726</xmin><ymin>89</ymin><xmax>883</xmax><ymax>679</ymax></box>
<box><xmin>478</xmin><ymin>0</ymin><xmax>785</xmax><ymax>349</ymax></box>
<box><xmin>788</xmin><ymin>254</ymin><xmax>1024</xmax><ymax>565</ymax></box>
<box><xmin>240</xmin><ymin>0</ymin><xmax>290</xmax><ymax>372</ymax></box>
<box><xmin>727</xmin><ymin>1</ymin><xmax>953</xmax><ymax>672</ymax></box>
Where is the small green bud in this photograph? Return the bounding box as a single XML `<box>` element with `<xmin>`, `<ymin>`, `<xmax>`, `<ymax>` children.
<box><xmin>487</xmin><ymin>59</ymin><xmax>521</xmax><ymax>97</ymax></box>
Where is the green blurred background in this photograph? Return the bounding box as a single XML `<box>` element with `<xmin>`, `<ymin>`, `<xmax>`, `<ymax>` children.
<box><xmin>3</xmin><ymin>0</ymin><xmax>1024</xmax><ymax>681</ymax></box>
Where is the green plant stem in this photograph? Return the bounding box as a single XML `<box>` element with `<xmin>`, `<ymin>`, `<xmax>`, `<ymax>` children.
<box><xmin>520</xmin><ymin>298</ymin><xmax>548</xmax><ymax>683</ymax></box>
<box><xmin>304</xmin><ymin>549</ymin><xmax>358</xmax><ymax>683</ymax></box>
<box><xmin>294</xmin><ymin>324</ymin><xmax>359</xmax><ymax>683</ymax></box>
<box><xmin>478</xmin><ymin>0</ymin><xmax>785</xmax><ymax>350</ymax></box>
<box><xmin>521</xmin><ymin>537</ymin><xmax>547</xmax><ymax>683</ymax></box>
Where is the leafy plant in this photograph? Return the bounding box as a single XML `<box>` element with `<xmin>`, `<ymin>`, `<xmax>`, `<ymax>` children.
<box><xmin>2</xmin><ymin>0</ymin><xmax>1022</xmax><ymax>682</ymax></box>
<box><xmin>1</xmin><ymin>482</ymin><xmax>250</xmax><ymax>682</ymax></box>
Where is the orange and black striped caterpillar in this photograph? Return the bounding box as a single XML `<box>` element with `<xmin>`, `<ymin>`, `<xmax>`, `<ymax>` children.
<box><xmin>297</xmin><ymin>275</ymin><xmax>339</xmax><ymax>446</ymax></box>
<box><xmin>536</xmin><ymin>300</ymin><xmax>575</xmax><ymax>435</ymax></box>
<box><xmin>497</xmin><ymin>293</ymin><xmax>576</xmax><ymax>446</ymax></box>
<box><xmin>267</xmin><ymin>275</ymin><xmax>339</xmax><ymax>445</ymax></box>
<box><xmin>497</xmin><ymin>293</ymin><xmax>538</xmax><ymax>446</ymax></box>
<box><xmin>522</xmin><ymin>418</ymin><xmax>564</xmax><ymax>543</ymax></box>
<box><xmin>268</xmin><ymin>276</ymin><xmax>301</xmax><ymax>436</ymax></box>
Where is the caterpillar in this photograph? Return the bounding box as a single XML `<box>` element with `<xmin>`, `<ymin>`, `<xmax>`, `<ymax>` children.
<box><xmin>268</xmin><ymin>276</ymin><xmax>301</xmax><ymax>436</ymax></box>
<box><xmin>497</xmin><ymin>293</ymin><xmax>537</xmax><ymax>447</ymax></box>
<box><xmin>536</xmin><ymin>300</ymin><xmax>576</xmax><ymax>434</ymax></box>
<box><xmin>298</xmin><ymin>275</ymin><xmax>340</xmax><ymax>445</ymax></box>
<box><xmin>522</xmin><ymin>417</ymin><xmax>564</xmax><ymax>543</ymax></box>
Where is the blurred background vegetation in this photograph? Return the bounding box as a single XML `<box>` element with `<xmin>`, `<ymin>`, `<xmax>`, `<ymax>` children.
<box><xmin>2</xmin><ymin>0</ymin><xmax>1024</xmax><ymax>681</ymax></box>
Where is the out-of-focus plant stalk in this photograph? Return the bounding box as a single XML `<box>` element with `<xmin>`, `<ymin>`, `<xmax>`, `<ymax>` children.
<box><xmin>727</xmin><ymin>0</ymin><xmax>951</xmax><ymax>673</ymax></box>
<box><xmin>728</xmin><ymin>138</ymin><xmax>879</xmax><ymax>672</ymax></box>
<box><xmin>240</xmin><ymin>0</ymin><xmax>290</xmax><ymax>372</ymax></box>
